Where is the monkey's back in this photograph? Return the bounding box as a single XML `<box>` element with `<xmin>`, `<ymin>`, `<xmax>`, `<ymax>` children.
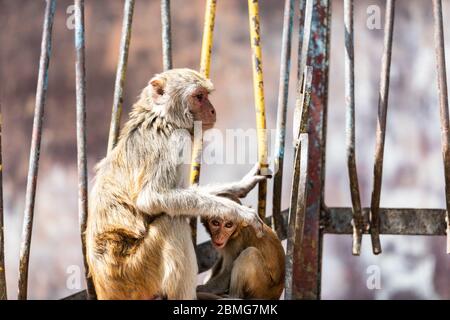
<box><xmin>235</xmin><ymin>224</ymin><xmax>286</xmax><ymax>299</ymax></box>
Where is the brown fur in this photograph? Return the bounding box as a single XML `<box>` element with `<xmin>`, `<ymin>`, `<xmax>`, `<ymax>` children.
<box><xmin>86</xmin><ymin>69</ymin><xmax>266</xmax><ymax>300</ymax></box>
<box><xmin>199</xmin><ymin>216</ymin><xmax>285</xmax><ymax>300</ymax></box>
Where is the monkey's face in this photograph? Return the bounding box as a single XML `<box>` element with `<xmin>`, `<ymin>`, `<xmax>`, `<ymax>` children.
<box><xmin>207</xmin><ymin>218</ymin><xmax>237</xmax><ymax>249</ymax></box>
<box><xmin>147</xmin><ymin>69</ymin><xmax>216</xmax><ymax>131</ymax></box>
<box><xmin>188</xmin><ymin>88</ymin><xmax>216</xmax><ymax>130</ymax></box>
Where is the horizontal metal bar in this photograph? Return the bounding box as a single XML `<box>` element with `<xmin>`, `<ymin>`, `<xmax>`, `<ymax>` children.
<box><xmin>323</xmin><ymin>207</ymin><xmax>447</xmax><ymax>235</ymax></box>
<box><xmin>61</xmin><ymin>206</ymin><xmax>446</xmax><ymax>300</ymax></box>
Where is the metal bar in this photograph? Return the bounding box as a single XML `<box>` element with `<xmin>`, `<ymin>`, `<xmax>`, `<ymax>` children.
<box><xmin>107</xmin><ymin>0</ymin><xmax>135</xmax><ymax>153</ymax></box>
<box><xmin>286</xmin><ymin>67</ymin><xmax>312</xmax><ymax>300</ymax></box>
<box><xmin>248</xmin><ymin>0</ymin><xmax>269</xmax><ymax>219</ymax></box>
<box><xmin>74</xmin><ymin>0</ymin><xmax>96</xmax><ymax>300</ymax></box>
<box><xmin>18</xmin><ymin>0</ymin><xmax>56</xmax><ymax>300</ymax></box>
<box><xmin>161</xmin><ymin>0</ymin><xmax>173</xmax><ymax>71</ymax></box>
<box><xmin>432</xmin><ymin>0</ymin><xmax>450</xmax><ymax>254</ymax></box>
<box><xmin>272</xmin><ymin>0</ymin><xmax>295</xmax><ymax>238</ymax></box>
<box><xmin>190</xmin><ymin>0</ymin><xmax>217</xmax><ymax>244</ymax></box>
<box><xmin>370</xmin><ymin>0</ymin><xmax>395</xmax><ymax>255</ymax></box>
<box><xmin>323</xmin><ymin>207</ymin><xmax>447</xmax><ymax>236</ymax></box>
<box><xmin>344</xmin><ymin>0</ymin><xmax>363</xmax><ymax>256</ymax></box>
<box><xmin>298</xmin><ymin>0</ymin><xmax>314</xmax><ymax>90</ymax></box>
<box><xmin>292</xmin><ymin>0</ymin><xmax>331</xmax><ymax>300</ymax></box>
<box><xmin>199</xmin><ymin>0</ymin><xmax>217</xmax><ymax>78</ymax></box>
<box><xmin>296</xmin><ymin>0</ymin><xmax>306</xmax><ymax>81</ymax></box>
<box><xmin>286</xmin><ymin>134</ymin><xmax>309</xmax><ymax>300</ymax></box>
<box><xmin>0</xmin><ymin>102</ymin><xmax>6</xmax><ymax>300</ymax></box>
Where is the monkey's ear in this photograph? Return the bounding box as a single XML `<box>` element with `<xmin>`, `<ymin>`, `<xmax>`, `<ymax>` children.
<box><xmin>149</xmin><ymin>76</ymin><xmax>166</xmax><ymax>96</ymax></box>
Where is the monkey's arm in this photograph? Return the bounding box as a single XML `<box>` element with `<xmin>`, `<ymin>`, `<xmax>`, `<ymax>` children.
<box><xmin>196</xmin><ymin>163</ymin><xmax>269</xmax><ymax>198</ymax></box>
<box><xmin>136</xmin><ymin>187</ymin><xmax>264</xmax><ymax>235</ymax></box>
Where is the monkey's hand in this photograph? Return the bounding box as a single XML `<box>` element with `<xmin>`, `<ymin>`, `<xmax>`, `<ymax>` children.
<box><xmin>234</xmin><ymin>163</ymin><xmax>272</xmax><ymax>198</ymax></box>
<box><xmin>198</xmin><ymin>163</ymin><xmax>271</xmax><ymax>199</ymax></box>
<box><xmin>216</xmin><ymin>197</ymin><xmax>264</xmax><ymax>237</ymax></box>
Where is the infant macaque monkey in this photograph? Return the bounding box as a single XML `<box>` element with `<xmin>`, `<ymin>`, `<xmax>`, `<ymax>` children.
<box><xmin>198</xmin><ymin>184</ymin><xmax>285</xmax><ymax>300</ymax></box>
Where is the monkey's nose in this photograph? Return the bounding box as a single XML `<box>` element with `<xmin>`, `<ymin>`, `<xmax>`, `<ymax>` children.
<box><xmin>210</xmin><ymin>109</ymin><xmax>215</xmax><ymax>115</ymax></box>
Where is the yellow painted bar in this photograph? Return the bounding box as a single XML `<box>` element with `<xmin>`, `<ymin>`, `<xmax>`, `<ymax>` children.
<box><xmin>199</xmin><ymin>0</ymin><xmax>217</xmax><ymax>78</ymax></box>
<box><xmin>248</xmin><ymin>0</ymin><xmax>268</xmax><ymax>219</ymax></box>
<box><xmin>189</xmin><ymin>0</ymin><xmax>217</xmax><ymax>242</ymax></box>
<box><xmin>190</xmin><ymin>0</ymin><xmax>217</xmax><ymax>185</ymax></box>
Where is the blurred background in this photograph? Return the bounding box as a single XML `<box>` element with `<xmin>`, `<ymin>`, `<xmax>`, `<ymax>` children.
<box><xmin>1</xmin><ymin>0</ymin><xmax>450</xmax><ymax>299</ymax></box>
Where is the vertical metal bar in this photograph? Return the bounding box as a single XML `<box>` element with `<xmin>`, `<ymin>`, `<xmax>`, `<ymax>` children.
<box><xmin>74</xmin><ymin>0</ymin><xmax>96</xmax><ymax>300</ymax></box>
<box><xmin>18</xmin><ymin>0</ymin><xmax>56</xmax><ymax>300</ymax></box>
<box><xmin>298</xmin><ymin>0</ymin><xmax>314</xmax><ymax>89</ymax></box>
<box><xmin>0</xmin><ymin>102</ymin><xmax>6</xmax><ymax>300</ymax></box>
<box><xmin>344</xmin><ymin>0</ymin><xmax>363</xmax><ymax>256</ymax></box>
<box><xmin>107</xmin><ymin>0</ymin><xmax>135</xmax><ymax>153</ymax></box>
<box><xmin>432</xmin><ymin>0</ymin><xmax>450</xmax><ymax>254</ymax></box>
<box><xmin>190</xmin><ymin>0</ymin><xmax>217</xmax><ymax>244</ymax></box>
<box><xmin>161</xmin><ymin>0</ymin><xmax>173</xmax><ymax>71</ymax></box>
<box><xmin>297</xmin><ymin>0</ymin><xmax>307</xmax><ymax>82</ymax></box>
<box><xmin>285</xmin><ymin>66</ymin><xmax>312</xmax><ymax>300</ymax></box>
<box><xmin>272</xmin><ymin>0</ymin><xmax>295</xmax><ymax>238</ymax></box>
<box><xmin>199</xmin><ymin>0</ymin><xmax>217</xmax><ymax>78</ymax></box>
<box><xmin>370</xmin><ymin>0</ymin><xmax>395</xmax><ymax>255</ymax></box>
<box><xmin>292</xmin><ymin>0</ymin><xmax>331</xmax><ymax>300</ymax></box>
<box><xmin>248</xmin><ymin>0</ymin><xmax>269</xmax><ymax>219</ymax></box>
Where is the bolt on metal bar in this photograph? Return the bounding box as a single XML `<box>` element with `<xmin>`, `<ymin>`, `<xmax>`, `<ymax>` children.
<box><xmin>248</xmin><ymin>0</ymin><xmax>269</xmax><ymax>219</ymax></box>
<box><xmin>285</xmin><ymin>66</ymin><xmax>312</xmax><ymax>300</ymax></box>
<box><xmin>18</xmin><ymin>0</ymin><xmax>56</xmax><ymax>300</ymax></box>
<box><xmin>107</xmin><ymin>0</ymin><xmax>135</xmax><ymax>154</ymax></box>
<box><xmin>74</xmin><ymin>0</ymin><xmax>96</xmax><ymax>300</ymax></box>
<box><xmin>370</xmin><ymin>0</ymin><xmax>395</xmax><ymax>255</ymax></box>
<box><xmin>189</xmin><ymin>0</ymin><xmax>217</xmax><ymax>244</ymax></box>
<box><xmin>432</xmin><ymin>0</ymin><xmax>450</xmax><ymax>254</ymax></box>
<box><xmin>272</xmin><ymin>0</ymin><xmax>295</xmax><ymax>239</ymax></box>
<box><xmin>0</xmin><ymin>102</ymin><xmax>6</xmax><ymax>300</ymax></box>
<box><xmin>344</xmin><ymin>0</ymin><xmax>363</xmax><ymax>256</ymax></box>
<box><xmin>161</xmin><ymin>0</ymin><xmax>173</xmax><ymax>71</ymax></box>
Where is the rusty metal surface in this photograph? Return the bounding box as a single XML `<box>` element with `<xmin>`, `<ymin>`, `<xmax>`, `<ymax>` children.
<box><xmin>0</xmin><ymin>103</ymin><xmax>5</xmax><ymax>300</ymax></box>
<box><xmin>18</xmin><ymin>0</ymin><xmax>56</xmax><ymax>300</ymax></box>
<box><xmin>344</xmin><ymin>0</ymin><xmax>363</xmax><ymax>256</ymax></box>
<box><xmin>107</xmin><ymin>0</ymin><xmax>135</xmax><ymax>153</ymax></box>
<box><xmin>272</xmin><ymin>0</ymin><xmax>295</xmax><ymax>239</ymax></box>
<box><xmin>323</xmin><ymin>207</ymin><xmax>447</xmax><ymax>236</ymax></box>
<box><xmin>286</xmin><ymin>133</ymin><xmax>309</xmax><ymax>300</ymax></box>
<box><xmin>291</xmin><ymin>0</ymin><xmax>331</xmax><ymax>300</ymax></box>
<box><xmin>370</xmin><ymin>0</ymin><xmax>395</xmax><ymax>255</ymax></box>
<box><xmin>74</xmin><ymin>0</ymin><xmax>96</xmax><ymax>300</ymax></box>
<box><xmin>286</xmin><ymin>67</ymin><xmax>312</xmax><ymax>300</ymax></box>
<box><xmin>432</xmin><ymin>0</ymin><xmax>450</xmax><ymax>254</ymax></box>
<box><xmin>161</xmin><ymin>0</ymin><xmax>172</xmax><ymax>71</ymax></box>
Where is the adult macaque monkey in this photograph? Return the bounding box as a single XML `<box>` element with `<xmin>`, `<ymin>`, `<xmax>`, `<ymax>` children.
<box><xmin>198</xmin><ymin>200</ymin><xmax>285</xmax><ymax>300</ymax></box>
<box><xmin>86</xmin><ymin>69</ymin><xmax>266</xmax><ymax>300</ymax></box>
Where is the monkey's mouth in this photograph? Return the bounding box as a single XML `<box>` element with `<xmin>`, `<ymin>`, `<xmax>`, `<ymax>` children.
<box><xmin>202</xmin><ymin>122</ymin><xmax>215</xmax><ymax>130</ymax></box>
<box><xmin>213</xmin><ymin>240</ymin><xmax>225</xmax><ymax>249</ymax></box>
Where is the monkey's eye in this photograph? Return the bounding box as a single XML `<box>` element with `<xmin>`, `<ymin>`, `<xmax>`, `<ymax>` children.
<box><xmin>195</xmin><ymin>94</ymin><xmax>204</xmax><ymax>102</ymax></box>
<box><xmin>225</xmin><ymin>222</ymin><xmax>234</xmax><ymax>229</ymax></box>
<box><xmin>211</xmin><ymin>220</ymin><xmax>220</xmax><ymax>227</ymax></box>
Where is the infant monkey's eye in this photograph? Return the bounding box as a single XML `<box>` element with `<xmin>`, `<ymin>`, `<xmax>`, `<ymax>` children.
<box><xmin>195</xmin><ymin>93</ymin><xmax>203</xmax><ymax>102</ymax></box>
<box><xmin>212</xmin><ymin>220</ymin><xmax>220</xmax><ymax>227</ymax></box>
<box><xmin>225</xmin><ymin>222</ymin><xmax>233</xmax><ymax>229</ymax></box>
